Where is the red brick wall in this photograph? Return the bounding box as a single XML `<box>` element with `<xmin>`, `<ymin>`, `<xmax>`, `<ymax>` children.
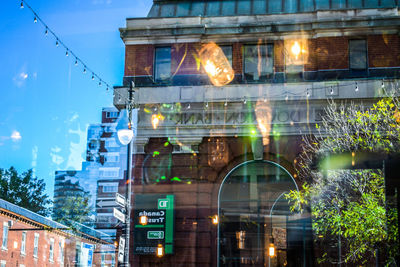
<box><xmin>305</xmin><ymin>39</ymin><xmax>318</xmax><ymax>71</ymax></box>
<box><xmin>125</xmin><ymin>45</ymin><xmax>154</xmax><ymax>76</ymax></box>
<box><xmin>274</xmin><ymin>40</ymin><xmax>285</xmax><ymax>72</ymax></box>
<box><xmin>0</xmin><ymin>217</ymin><xmax>65</xmax><ymax>267</ymax></box>
<box><xmin>316</xmin><ymin>36</ymin><xmax>349</xmax><ymax>70</ymax></box>
<box><xmin>368</xmin><ymin>34</ymin><xmax>400</xmax><ymax>68</ymax></box>
<box><xmin>232</xmin><ymin>42</ymin><xmax>243</xmax><ymax>74</ymax></box>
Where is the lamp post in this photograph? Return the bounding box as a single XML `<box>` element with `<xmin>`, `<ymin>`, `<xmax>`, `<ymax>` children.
<box><xmin>116</xmin><ymin>82</ymin><xmax>136</xmax><ymax>267</ymax></box>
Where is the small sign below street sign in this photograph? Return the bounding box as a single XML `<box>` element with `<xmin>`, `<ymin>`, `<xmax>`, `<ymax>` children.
<box><xmin>148</xmin><ymin>231</ymin><xmax>164</xmax><ymax>239</ymax></box>
<box><xmin>113</xmin><ymin>208</ymin><xmax>126</xmax><ymax>223</ymax></box>
<box><xmin>118</xmin><ymin>236</ymin><xmax>125</xmax><ymax>263</ymax></box>
<box><xmin>115</xmin><ymin>193</ymin><xmax>126</xmax><ymax>207</ymax></box>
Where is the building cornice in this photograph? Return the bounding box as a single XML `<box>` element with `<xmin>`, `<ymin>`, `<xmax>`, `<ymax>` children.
<box><xmin>121</xmin><ymin>8</ymin><xmax>400</xmax><ymax>44</ymax></box>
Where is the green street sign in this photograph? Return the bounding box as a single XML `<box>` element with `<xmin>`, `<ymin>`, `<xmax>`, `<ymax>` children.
<box><xmin>133</xmin><ymin>194</ymin><xmax>174</xmax><ymax>255</ymax></box>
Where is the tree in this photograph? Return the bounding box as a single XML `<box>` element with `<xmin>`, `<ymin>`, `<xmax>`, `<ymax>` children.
<box><xmin>286</xmin><ymin>97</ymin><xmax>399</xmax><ymax>265</ymax></box>
<box><xmin>52</xmin><ymin>181</ymin><xmax>94</xmax><ymax>227</ymax></box>
<box><xmin>0</xmin><ymin>167</ymin><xmax>52</xmax><ymax>216</ymax></box>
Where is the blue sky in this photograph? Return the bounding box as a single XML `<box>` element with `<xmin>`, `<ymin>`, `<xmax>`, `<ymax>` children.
<box><xmin>0</xmin><ymin>0</ymin><xmax>152</xmax><ymax>199</ymax></box>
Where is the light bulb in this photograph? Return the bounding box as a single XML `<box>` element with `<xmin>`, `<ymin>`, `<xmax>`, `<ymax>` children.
<box><xmin>244</xmin><ymin>98</ymin><xmax>247</xmax><ymax>104</ymax></box>
<box><xmin>306</xmin><ymin>89</ymin><xmax>310</xmax><ymax>98</ymax></box>
<box><xmin>34</xmin><ymin>16</ymin><xmax>37</xmax><ymax>23</ymax></box>
<box><xmin>199</xmin><ymin>42</ymin><xmax>234</xmax><ymax>87</ymax></box>
<box><xmin>156</xmin><ymin>244</ymin><xmax>164</xmax><ymax>257</ymax></box>
<box><xmin>355</xmin><ymin>82</ymin><xmax>359</xmax><ymax>92</ymax></box>
<box><xmin>83</xmin><ymin>67</ymin><xmax>86</xmax><ymax>74</ymax></box>
<box><xmin>212</xmin><ymin>215</ymin><xmax>219</xmax><ymax>225</ymax></box>
<box><xmin>285</xmin><ymin>94</ymin><xmax>289</xmax><ymax>101</ymax></box>
<box><xmin>205</xmin><ymin>102</ymin><xmax>209</xmax><ymax>108</ymax></box>
<box><xmin>382</xmin><ymin>81</ymin><xmax>385</xmax><ymax>88</ymax></box>
<box><xmin>92</xmin><ymin>74</ymin><xmax>95</xmax><ymax>80</ymax></box>
<box><xmin>55</xmin><ymin>40</ymin><xmax>59</xmax><ymax>47</ymax></box>
<box><xmin>74</xmin><ymin>59</ymin><xmax>78</xmax><ymax>66</ymax></box>
<box><xmin>224</xmin><ymin>101</ymin><xmax>227</xmax><ymax>107</ymax></box>
<box><xmin>330</xmin><ymin>87</ymin><xmax>333</xmax><ymax>95</ymax></box>
<box><xmin>65</xmin><ymin>50</ymin><xmax>69</xmax><ymax>57</ymax></box>
<box><xmin>99</xmin><ymin>81</ymin><xmax>102</xmax><ymax>86</ymax></box>
<box><xmin>187</xmin><ymin>103</ymin><xmax>191</xmax><ymax>109</ymax></box>
<box><xmin>20</xmin><ymin>1</ymin><xmax>24</xmax><ymax>8</ymax></box>
<box><xmin>45</xmin><ymin>28</ymin><xmax>48</xmax><ymax>36</ymax></box>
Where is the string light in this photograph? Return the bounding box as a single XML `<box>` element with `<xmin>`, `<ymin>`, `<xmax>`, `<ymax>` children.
<box><xmin>355</xmin><ymin>82</ymin><xmax>359</xmax><ymax>92</ymax></box>
<box><xmin>187</xmin><ymin>103</ymin><xmax>191</xmax><ymax>109</ymax></box>
<box><xmin>205</xmin><ymin>102</ymin><xmax>209</xmax><ymax>108</ymax></box>
<box><xmin>99</xmin><ymin>81</ymin><xmax>102</xmax><ymax>86</ymax></box>
<box><xmin>330</xmin><ymin>86</ymin><xmax>334</xmax><ymax>95</ymax></box>
<box><xmin>224</xmin><ymin>101</ymin><xmax>228</xmax><ymax>107</ymax></box>
<box><xmin>306</xmin><ymin>89</ymin><xmax>310</xmax><ymax>98</ymax></box>
<box><xmin>382</xmin><ymin>80</ymin><xmax>385</xmax><ymax>88</ymax></box>
<box><xmin>243</xmin><ymin>97</ymin><xmax>247</xmax><ymax>104</ymax></box>
<box><xmin>19</xmin><ymin>0</ymin><xmax>112</xmax><ymax>92</ymax></box>
<box><xmin>285</xmin><ymin>93</ymin><xmax>289</xmax><ymax>102</ymax></box>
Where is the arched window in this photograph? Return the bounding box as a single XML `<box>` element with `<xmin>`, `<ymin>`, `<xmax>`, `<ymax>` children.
<box><xmin>218</xmin><ymin>160</ymin><xmax>312</xmax><ymax>267</ymax></box>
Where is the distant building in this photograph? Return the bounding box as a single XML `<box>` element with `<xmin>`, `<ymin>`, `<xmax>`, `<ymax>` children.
<box><xmin>0</xmin><ymin>198</ymin><xmax>115</xmax><ymax>267</ymax></box>
<box><xmin>53</xmin><ymin>107</ymin><xmax>127</xmax><ymax>238</ymax></box>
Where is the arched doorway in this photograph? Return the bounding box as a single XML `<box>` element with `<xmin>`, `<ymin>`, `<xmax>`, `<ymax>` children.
<box><xmin>218</xmin><ymin>160</ymin><xmax>312</xmax><ymax>267</ymax></box>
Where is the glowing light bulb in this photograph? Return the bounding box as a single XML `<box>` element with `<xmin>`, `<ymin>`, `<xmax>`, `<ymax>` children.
<box><xmin>199</xmin><ymin>42</ymin><xmax>234</xmax><ymax>87</ymax></box>
<box><xmin>20</xmin><ymin>1</ymin><xmax>24</xmax><ymax>8</ymax></box>
<box><xmin>65</xmin><ymin>50</ymin><xmax>69</xmax><ymax>57</ymax></box>
<box><xmin>139</xmin><ymin>215</ymin><xmax>148</xmax><ymax>225</ymax></box>
<box><xmin>291</xmin><ymin>41</ymin><xmax>301</xmax><ymax>59</ymax></box>
<box><xmin>205</xmin><ymin>102</ymin><xmax>209</xmax><ymax>108</ymax></box>
<box><xmin>269</xmin><ymin>243</ymin><xmax>275</xmax><ymax>257</ymax></box>
<box><xmin>212</xmin><ymin>215</ymin><xmax>219</xmax><ymax>225</ymax></box>
<box><xmin>83</xmin><ymin>67</ymin><xmax>86</xmax><ymax>74</ymax></box>
<box><xmin>156</xmin><ymin>244</ymin><xmax>164</xmax><ymax>257</ymax></box>
<box><xmin>45</xmin><ymin>28</ymin><xmax>48</xmax><ymax>36</ymax></box>
<box><xmin>285</xmin><ymin>94</ymin><xmax>289</xmax><ymax>101</ymax></box>
<box><xmin>355</xmin><ymin>82</ymin><xmax>359</xmax><ymax>92</ymax></box>
<box><xmin>224</xmin><ymin>101</ymin><xmax>227</xmax><ymax>107</ymax></box>
<box><xmin>74</xmin><ymin>59</ymin><xmax>78</xmax><ymax>66</ymax></box>
<box><xmin>34</xmin><ymin>16</ymin><xmax>37</xmax><ymax>23</ymax></box>
<box><xmin>330</xmin><ymin>87</ymin><xmax>334</xmax><ymax>95</ymax></box>
<box><xmin>152</xmin><ymin>114</ymin><xmax>160</xmax><ymax>129</ymax></box>
<box><xmin>92</xmin><ymin>74</ymin><xmax>95</xmax><ymax>80</ymax></box>
<box><xmin>55</xmin><ymin>40</ymin><xmax>59</xmax><ymax>47</ymax></box>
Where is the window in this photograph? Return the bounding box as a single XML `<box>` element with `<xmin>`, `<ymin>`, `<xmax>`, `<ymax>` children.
<box><xmin>99</xmin><ymin>167</ymin><xmax>119</xmax><ymax>178</ymax></box>
<box><xmin>244</xmin><ymin>44</ymin><xmax>274</xmax><ymax>81</ymax></box>
<box><xmin>58</xmin><ymin>241</ymin><xmax>64</xmax><ymax>262</ymax></box>
<box><xmin>2</xmin><ymin>222</ymin><xmax>8</xmax><ymax>250</ymax></box>
<box><xmin>220</xmin><ymin>45</ymin><xmax>233</xmax><ymax>65</ymax></box>
<box><xmin>49</xmin><ymin>238</ymin><xmax>54</xmax><ymax>262</ymax></box>
<box><xmin>105</xmin><ymin>153</ymin><xmax>119</xmax><ymax>163</ymax></box>
<box><xmin>106</xmin><ymin>111</ymin><xmax>119</xmax><ymax>118</ymax></box>
<box><xmin>111</xmin><ymin>254</ymin><xmax>116</xmax><ymax>267</ymax></box>
<box><xmin>349</xmin><ymin>39</ymin><xmax>367</xmax><ymax>70</ymax></box>
<box><xmin>33</xmin><ymin>233</ymin><xmax>39</xmax><ymax>258</ymax></box>
<box><xmin>21</xmin><ymin>231</ymin><xmax>26</xmax><ymax>255</ymax></box>
<box><xmin>154</xmin><ymin>47</ymin><xmax>171</xmax><ymax>81</ymax></box>
<box><xmin>20</xmin><ymin>264</ymin><xmax>25</xmax><ymax>267</ymax></box>
<box><xmin>0</xmin><ymin>260</ymin><xmax>5</xmax><ymax>267</ymax></box>
<box><xmin>101</xmin><ymin>253</ymin><xmax>106</xmax><ymax>267</ymax></box>
<box><xmin>105</xmin><ymin>139</ymin><xmax>118</xmax><ymax>148</ymax></box>
<box><xmin>102</xmin><ymin>184</ymin><xmax>118</xmax><ymax>193</ymax></box>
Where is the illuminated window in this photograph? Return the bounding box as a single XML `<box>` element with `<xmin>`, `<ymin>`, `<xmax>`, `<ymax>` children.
<box><xmin>1</xmin><ymin>222</ymin><xmax>8</xmax><ymax>250</ymax></box>
<box><xmin>220</xmin><ymin>45</ymin><xmax>233</xmax><ymax>65</ymax></box>
<box><xmin>21</xmin><ymin>231</ymin><xmax>26</xmax><ymax>255</ymax></box>
<box><xmin>1</xmin><ymin>260</ymin><xmax>6</xmax><ymax>267</ymax></box>
<box><xmin>244</xmin><ymin>44</ymin><xmax>274</xmax><ymax>81</ymax></box>
<box><xmin>155</xmin><ymin>47</ymin><xmax>171</xmax><ymax>81</ymax></box>
<box><xmin>349</xmin><ymin>39</ymin><xmax>367</xmax><ymax>70</ymax></box>
<box><xmin>33</xmin><ymin>233</ymin><xmax>39</xmax><ymax>258</ymax></box>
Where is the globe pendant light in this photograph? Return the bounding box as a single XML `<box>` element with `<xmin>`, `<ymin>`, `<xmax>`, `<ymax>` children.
<box><xmin>116</xmin><ymin>109</ymin><xmax>133</xmax><ymax>145</ymax></box>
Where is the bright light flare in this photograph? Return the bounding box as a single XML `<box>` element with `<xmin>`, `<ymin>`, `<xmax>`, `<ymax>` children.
<box><xmin>156</xmin><ymin>244</ymin><xmax>164</xmax><ymax>257</ymax></box>
<box><xmin>269</xmin><ymin>243</ymin><xmax>275</xmax><ymax>257</ymax></box>
<box><xmin>199</xmin><ymin>42</ymin><xmax>234</xmax><ymax>87</ymax></box>
<box><xmin>139</xmin><ymin>215</ymin><xmax>148</xmax><ymax>225</ymax></box>
<box><xmin>212</xmin><ymin>215</ymin><xmax>219</xmax><ymax>225</ymax></box>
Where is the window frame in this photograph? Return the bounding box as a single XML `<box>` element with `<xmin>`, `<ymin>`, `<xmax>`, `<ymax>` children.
<box><xmin>1</xmin><ymin>222</ymin><xmax>8</xmax><ymax>250</ymax></box>
<box><xmin>33</xmin><ymin>233</ymin><xmax>39</xmax><ymax>258</ymax></box>
<box><xmin>349</xmin><ymin>39</ymin><xmax>368</xmax><ymax>71</ymax></box>
<box><xmin>243</xmin><ymin>43</ymin><xmax>274</xmax><ymax>82</ymax></box>
<box><xmin>21</xmin><ymin>231</ymin><xmax>26</xmax><ymax>255</ymax></box>
<box><xmin>49</xmin><ymin>238</ymin><xmax>54</xmax><ymax>262</ymax></box>
<box><xmin>154</xmin><ymin>46</ymin><xmax>172</xmax><ymax>82</ymax></box>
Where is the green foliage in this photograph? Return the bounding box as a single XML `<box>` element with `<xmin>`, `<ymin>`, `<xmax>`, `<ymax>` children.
<box><xmin>0</xmin><ymin>167</ymin><xmax>52</xmax><ymax>216</ymax></box>
<box><xmin>52</xmin><ymin>189</ymin><xmax>94</xmax><ymax>227</ymax></box>
<box><xmin>286</xmin><ymin>98</ymin><xmax>399</xmax><ymax>265</ymax></box>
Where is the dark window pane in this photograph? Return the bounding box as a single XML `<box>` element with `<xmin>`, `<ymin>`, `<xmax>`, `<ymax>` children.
<box><xmin>237</xmin><ymin>0</ymin><xmax>251</xmax><ymax>15</ymax></box>
<box><xmin>176</xmin><ymin>3</ymin><xmax>191</xmax><ymax>17</ymax></box>
<box><xmin>269</xmin><ymin>0</ymin><xmax>283</xmax><ymax>13</ymax></box>
<box><xmin>159</xmin><ymin>3</ymin><xmax>175</xmax><ymax>17</ymax></box>
<box><xmin>220</xmin><ymin>45</ymin><xmax>233</xmax><ymax>66</ymax></box>
<box><xmin>284</xmin><ymin>0</ymin><xmax>298</xmax><ymax>13</ymax></box>
<box><xmin>155</xmin><ymin>47</ymin><xmax>171</xmax><ymax>81</ymax></box>
<box><xmin>221</xmin><ymin>1</ymin><xmax>236</xmax><ymax>16</ymax></box>
<box><xmin>244</xmin><ymin>44</ymin><xmax>274</xmax><ymax>81</ymax></box>
<box><xmin>190</xmin><ymin>2</ymin><xmax>205</xmax><ymax>16</ymax></box>
<box><xmin>315</xmin><ymin>0</ymin><xmax>330</xmax><ymax>9</ymax></box>
<box><xmin>206</xmin><ymin>2</ymin><xmax>221</xmax><ymax>16</ymax></box>
<box><xmin>253</xmin><ymin>0</ymin><xmax>267</xmax><ymax>14</ymax></box>
<box><xmin>349</xmin><ymin>40</ymin><xmax>367</xmax><ymax>70</ymax></box>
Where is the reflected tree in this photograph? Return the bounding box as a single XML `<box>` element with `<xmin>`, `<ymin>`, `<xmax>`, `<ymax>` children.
<box><xmin>0</xmin><ymin>167</ymin><xmax>52</xmax><ymax>216</ymax></box>
<box><xmin>286</xmin><ymin>97</ymin><xmax>399</xmax><ymax>265</ymax></box>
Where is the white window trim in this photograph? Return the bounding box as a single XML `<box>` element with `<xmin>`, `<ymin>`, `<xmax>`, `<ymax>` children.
<box><xmin>1</xmin><ymin>260</ymin><xmax>6</xmax><ymax>267</ymax></box>
<box><xmin>2</xmin><ymin>222</ymin><xmax>8</xmax><ymax>251</ymax></box>
<box><xmin>21</xmin><ymin>231</ymin><xmax>27</xmax><ymax>255</ymax></box>
<box><xmin>49</xmin><ymin>238</ymin><xmax>54</xmax><ymax>262</ymax></box>
<box><xmin>33</xmin><ymin>233</ymin><xmax>39</xmax><ymax>258</ymax></box>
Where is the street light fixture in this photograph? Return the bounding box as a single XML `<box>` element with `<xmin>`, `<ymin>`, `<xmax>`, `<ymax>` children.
<box><xmin>116</xmin><ymin>81</ymin><xmax>136</xmax><ymax>267</ymax></box>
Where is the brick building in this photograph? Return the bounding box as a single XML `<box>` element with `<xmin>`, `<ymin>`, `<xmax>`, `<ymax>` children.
<box><xmin>113</xmin><ymin>0</ymin><xmax>400</xmax><ymax>266</ymax></box>
<box><xmin>0</xmin><ymin>199</ymin><xmax>115</xmax><ymax>267</ymax></box>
